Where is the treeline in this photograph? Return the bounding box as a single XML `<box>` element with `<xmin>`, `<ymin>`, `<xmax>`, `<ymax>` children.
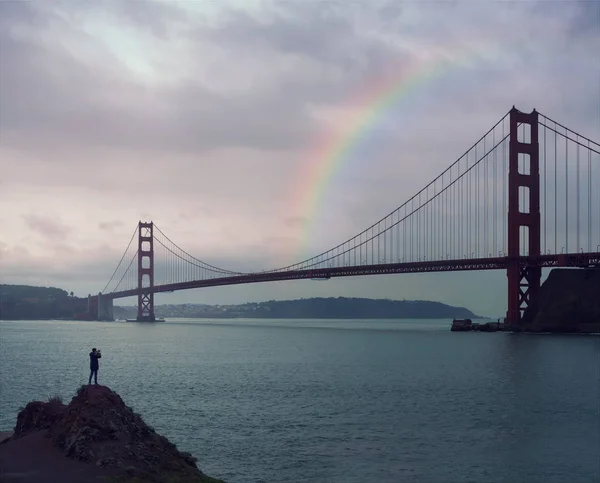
<box><xmin>0</xmin><ymin>285</ymin><xmax>88</xmax><ymax>320</ymax></box>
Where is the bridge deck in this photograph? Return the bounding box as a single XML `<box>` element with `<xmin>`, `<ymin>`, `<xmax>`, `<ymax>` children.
<box><xmin>105</xmin><ymin>252</ymin><xmax>599</xmax><ymax>299</ymax></box>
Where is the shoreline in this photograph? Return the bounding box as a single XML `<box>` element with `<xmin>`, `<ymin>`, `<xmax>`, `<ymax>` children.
<box><xmin>1</xmin><ymin>316</ymin><xmax>489</xmax><ymax>322</ymax></box>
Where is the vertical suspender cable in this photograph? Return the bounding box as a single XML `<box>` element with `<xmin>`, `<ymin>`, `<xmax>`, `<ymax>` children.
<box><xmin>576</xmin><ymin>139</ymin><xmax>580</xmax><ymax>251</ymax></box>
<box><xmin>484</xmin><ymin>136</ymin><xmax>488</xmax><ymax>256</ymax></box>
<box><xmin>565</xmin><ymin>133</ymin><xmax>568</xmax><ymax>253</ymax></box>
<box><xmin>492</xmin><ymin>132</ymin><xmax>495</xmax><ymax>257</ymax></box>
<box><xmin>588</xmin><ymin>141</ymin><xmax>592</xmax><ymax>252</ymax></box>
<box><xmin>554</xmin><ymin>121</ymin><xmax>558</xmax><ymax>254</ymax></box>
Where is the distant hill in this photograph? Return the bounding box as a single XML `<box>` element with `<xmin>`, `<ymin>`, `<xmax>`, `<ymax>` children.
<box><xmin>1</xmin><ymin>285</ymin><xmax>480</xmax><ymax>320</ymax></box>
<box><xmin>116</xmin><ymin>297</ymin><xmax>480</xmax><ymax>320</ymax></box>
<box><xmin>0</xmin><ymin>284</ymin><xmax>88</xmax><ymax>320</ymax></box>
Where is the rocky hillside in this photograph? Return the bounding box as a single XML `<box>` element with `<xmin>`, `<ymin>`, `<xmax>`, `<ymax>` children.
<box><xmin>9</xmin><ymin>385</ymin><xmax>225</xmax><ymax>483</ymax></box>
<box><xmin>522</xmin><ymin>268</ymin><xmax>600</xmax><ymax>332</ymax></box>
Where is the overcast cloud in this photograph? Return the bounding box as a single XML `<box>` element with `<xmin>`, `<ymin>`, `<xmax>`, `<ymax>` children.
<box><xmin>1</xmin><ymin>0</ymin><xmax>598</xmax><ymax>317</ymax></box>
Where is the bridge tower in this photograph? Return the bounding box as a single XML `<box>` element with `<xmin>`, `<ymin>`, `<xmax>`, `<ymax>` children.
<box><xmin>506</xmin><ymin>107</ymin><xmax>541</xmax><ymax>327</ymax></box>
<box><xmin>137</xmin><ymin>221</ymin><xmax>155</xmax><ymax>321</ymax></box>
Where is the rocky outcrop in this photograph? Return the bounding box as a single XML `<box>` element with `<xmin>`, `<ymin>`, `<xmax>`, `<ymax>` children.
<box><xmin>11</xmin><ymin>385</ymin><xmax>225</xmax><ymax>482</ymax></box>
<box><xmin>451</xmin><ymin>319</ymin><xmax>502</xmax><ymax>332</ymax></box>
<box><xmin>522</xmin><ymin>268</ymin><xmax>600</xmax><ymax>333</ymax></box>
<box><xmin>14</xmin><ymin>397</ymin><xmax>64</xmax><ymax>436</ymax></box>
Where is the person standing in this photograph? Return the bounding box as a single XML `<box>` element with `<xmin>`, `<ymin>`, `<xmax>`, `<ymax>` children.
<box><xmin>89</xmin><ymin>348</ymin><xmax>102</xmax><ymax>385</ymax></box>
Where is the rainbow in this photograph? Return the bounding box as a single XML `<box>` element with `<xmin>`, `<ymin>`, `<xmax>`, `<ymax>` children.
<box><xmin>292</xmin><ymin>47</ymin><xmax>495</xmax><ymax>260</ymax></box>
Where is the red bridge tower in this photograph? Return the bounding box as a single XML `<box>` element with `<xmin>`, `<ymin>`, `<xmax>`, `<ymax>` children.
<box><xmin>137</xmin><ymin>221</ymin><xmax>155</xmax><ymax>321</ymax></box>
<box><xmin>506</xmin><ymin>108</ymin><xmax>541</xmax><ymax>327</ymax></box>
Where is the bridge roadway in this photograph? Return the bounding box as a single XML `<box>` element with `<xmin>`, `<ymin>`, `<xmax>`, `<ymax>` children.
<box><xmin>105</xmin><ymin>252</ymin><xmax>600</xmax><ymax>299</ymax></box>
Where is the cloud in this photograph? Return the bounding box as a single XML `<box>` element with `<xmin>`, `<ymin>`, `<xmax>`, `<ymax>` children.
<box><xmin>99</xmin><ymin>220</ymin><xmax>125</xmax><ymax>232</ymax></box>
<box><xmin>22</xmin><ymin>214</ymin><xmax>72</xmax><ymax>241</ymax></box>
<box><xmin>1</xmin><ymin>0</ymin><xmax>599</xmax><ymax>317</ymax></box>
<box><xmin>0</xmin><ymin>2</ymin><xmax>334</xmax><ymax>156</ymax></box>
<box><xmin>564</xmin><ymin>0</ymin><xmax>600</xmax><ymax>38</ymax></box>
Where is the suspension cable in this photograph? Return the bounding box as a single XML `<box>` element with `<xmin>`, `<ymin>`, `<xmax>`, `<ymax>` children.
<box><xmin>102</xmin><ymin>225</ymin><xmax>138</xmax><ymax>293</ymax></box>
<box><xmin>274</xmin><ymin>131</ymin><xmax>511</xmax><ymax>272</ymax></box>
<box><xmin>267</xmin><ymin>110</ymin><xmax>513</xmax><ymax>272</ymax></box>
<box><xmin>153</xmin><ymin>224</ymin><xmax>243</xmax><ymax>274</ymax></box>
<box><xmin>153</xmin><ymin>235</ymin><xmax>245</xmax><ymax>276</ymax></box>
<box><xmin>539</xmin><ymin>114</ymin><xmax>600</xmax><ymax>149</ymax></box>
<box><xmin>110</xmin><ymin>250</ymin><xmax>139</xmax><ymax>293</ymax></box>
<box><xmin>539</xmin><ymin>122</ymin><xmax>600</xmax><ymax>155</ymax></box>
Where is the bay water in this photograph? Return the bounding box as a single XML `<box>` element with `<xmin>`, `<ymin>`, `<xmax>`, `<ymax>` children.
<box><xmin>0</xmin><ymin>318</ymin><xmax>598</xmax><ymax>483</ymax></box>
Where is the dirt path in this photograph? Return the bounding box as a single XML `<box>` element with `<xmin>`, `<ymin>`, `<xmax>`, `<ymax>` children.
<box><xmin>0</xmin><ymin>431</ymin><xmax>117</xmax><ymax>483</ymax></box>
<box><xmin>0</xmin><ymin>432</ymin><xmax>13</xmax><ymax>444</ymax></box>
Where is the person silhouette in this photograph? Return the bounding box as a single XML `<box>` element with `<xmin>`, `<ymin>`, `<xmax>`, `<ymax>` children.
<box><xmin>89</xmin><ymin>348</ymin><xmax>102</xmax><ymax>385</ymax></box>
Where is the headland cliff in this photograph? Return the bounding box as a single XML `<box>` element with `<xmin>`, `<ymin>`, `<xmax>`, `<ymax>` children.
<box><xmin>522</xmin><ymin>268</ymin><xmax>600</xmax><ymax>333</ymax></box>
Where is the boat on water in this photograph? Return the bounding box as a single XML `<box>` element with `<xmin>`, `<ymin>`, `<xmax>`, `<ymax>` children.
<box><xmin>125</xmin><ymin>318</ymin><xmax>166</xmax><ymax>323</ymax></box>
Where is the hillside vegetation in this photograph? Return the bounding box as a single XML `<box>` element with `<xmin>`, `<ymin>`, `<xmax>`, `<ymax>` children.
<box><xmin>1</xmin><ymin>285</ymin><xmax>480</xmax><ymax>320</ymax></box>
<box><xmin>116</xmin><ymin>297</ymin><xmax>480</xmax><ymax>319</ymax></box>
<box><xmin>0</xmin><ymin>284</ymin><xmax>88</xmax><ymax>320</ymax></box>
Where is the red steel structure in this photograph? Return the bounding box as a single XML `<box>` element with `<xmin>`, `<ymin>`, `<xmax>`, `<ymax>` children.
<box><xmin>98</xmin><ymin>107</ymin><xmax>600</xmax><ymax>325</ymax></box>
<box><xmin>137</xmin><ymin>222</ymin><xmax>155</xmax><ymax>321</ymax></box>
<box><xmin>507</xmin><ymin>109</ymin><xmax>541</xmax><ymax>325</ymax></box>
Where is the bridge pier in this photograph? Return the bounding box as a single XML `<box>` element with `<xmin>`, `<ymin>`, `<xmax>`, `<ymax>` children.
<box><xmin>97</xmin><ymin>293</ymin><xmax>114</xmax><ymax>321</ymax></box>
<box><xmin>137</xmin><ymin>221</ymin><xmax>155</xmax><ymax>322</ymax></box>
<box><xmin>506</xmin><ymin>107</ymin><xmax>541</xmax><ymax>327</ymax></box>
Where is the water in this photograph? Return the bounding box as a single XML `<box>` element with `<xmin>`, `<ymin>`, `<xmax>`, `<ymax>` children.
<box><xmin>0</xmin><ymin>318</ymin><xmax>598</xmax><ymax>483</ymax></box>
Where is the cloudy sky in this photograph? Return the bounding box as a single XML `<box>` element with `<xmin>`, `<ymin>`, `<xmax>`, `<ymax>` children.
<box><xmin>1</xmin><ymin>0</ymin><xmax>598</xmax><ymax>317</ymax></box>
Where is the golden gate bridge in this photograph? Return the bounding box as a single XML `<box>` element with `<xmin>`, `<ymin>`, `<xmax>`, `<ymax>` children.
<box><xmin>90</xmin><ymin>107</ymin><xmax>600</xmax><ymax>327</ymax></box>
